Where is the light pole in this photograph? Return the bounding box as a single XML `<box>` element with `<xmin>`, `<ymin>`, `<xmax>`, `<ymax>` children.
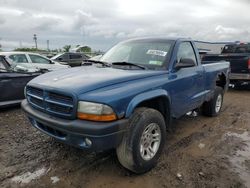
<box><xmin>33</xmin><ymin>34</ymin><xmax>37</xmax><ymax>49</ymax></box>
<box><xmin>47</xmin><ymin>40</ymin><xmax>50</xmax><ymax>51</ymax></box>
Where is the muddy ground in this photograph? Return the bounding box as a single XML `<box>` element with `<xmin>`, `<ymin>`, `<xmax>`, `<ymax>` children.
<box><xmin>0</xmin><ymin>88</ymin><xmax>250</xmax><ymax>188</ymax></box>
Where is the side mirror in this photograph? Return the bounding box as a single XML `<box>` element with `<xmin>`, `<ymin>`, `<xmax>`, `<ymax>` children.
<box><xmin>50</xmin><ymin>60</ymin><xmax>55</xmax><ymax>64</ymax></box>
<box><xmin>175</xmin><ymin>58</ymin><xmax>196</xmax><ymax>70</ymax></box>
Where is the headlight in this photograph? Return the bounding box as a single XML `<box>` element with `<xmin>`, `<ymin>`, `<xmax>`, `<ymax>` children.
<box><xmin>77</xmin><ymin>101</ymin><xmax>117</xmax><ymax>121</ymax></box>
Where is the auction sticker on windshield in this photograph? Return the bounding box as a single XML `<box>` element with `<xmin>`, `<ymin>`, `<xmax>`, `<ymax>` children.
<box><xmin>148</xmin><ymin>60</ymin><xmax>163</xmax><ymax>66</ymax></box>
<box><xmin>146</xmin><ymin>50</ymin><xmax>168</xmax><ymax>57</ymax></box>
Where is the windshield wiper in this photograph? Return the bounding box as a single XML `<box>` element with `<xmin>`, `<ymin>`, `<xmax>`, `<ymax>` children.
<box><xmin>111</xmin><ymin>61</ymin><xmax>147</xmax><ymax>70</ymax></box>
<box><xmin>82</xmin><ymin>60</ymin><xmax>111</xmax><ymax>67</ymax></box>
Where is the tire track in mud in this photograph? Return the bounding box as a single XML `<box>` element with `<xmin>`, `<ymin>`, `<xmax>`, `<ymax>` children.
<box><xmin>165</xmin><ymin>131</ymin><xmax>206</xmax><ymax>153</ymax></box>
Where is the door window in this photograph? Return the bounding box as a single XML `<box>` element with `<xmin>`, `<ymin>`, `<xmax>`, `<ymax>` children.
<box><xmin>9</xmin><ymin>54</ymin><xmax>28</xmax><ymax>63</ymax></box>
<box><xmin>29</xmin><ymin>54</ymin><xmax>50</xmax><ymax>64</ymax></box>
<box><xmin>177</xmin><ymin>42</ymin><xmax>197</xmax><ymax>65</ymax></box>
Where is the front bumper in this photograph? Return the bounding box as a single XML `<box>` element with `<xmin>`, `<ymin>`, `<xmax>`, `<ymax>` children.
<box><xmin>21</xmin><ymin>99</ymin><xmax>128</xmax><ymax>151</ymax></box>
<box><xmin>230</xmin><ymin>73</ymin><xmax>250</xmax><ymax>81</ymax></box>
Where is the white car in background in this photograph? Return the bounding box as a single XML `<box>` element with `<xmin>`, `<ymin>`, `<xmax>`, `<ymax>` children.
<box><xmin>0</xmin><ymin>52</ymin><xmax>70</xmax><ymax>71</ymax></box>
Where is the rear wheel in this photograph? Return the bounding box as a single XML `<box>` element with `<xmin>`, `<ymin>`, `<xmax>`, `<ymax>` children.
<box><xmin>202</xmin><ymin>86</ymin><xmax>224</xmax><ymax>117</ymax></box>
<box><xmin>116</xmin><ymin>107</ymin><xmax>166</xmax><ymax>174</ymax></box>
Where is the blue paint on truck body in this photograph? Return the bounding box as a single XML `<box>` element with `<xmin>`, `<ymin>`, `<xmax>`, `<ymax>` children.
<box><xmin>22</xmin><ymin>37</ymin><xmax>230</xmax><ymax>150</ymax></box>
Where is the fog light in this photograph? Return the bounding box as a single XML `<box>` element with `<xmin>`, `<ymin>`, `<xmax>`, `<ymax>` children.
<box><xmin>85</xmin><ymin>138</ymin><xmax>92</xmax><ymax>147</ymax></box>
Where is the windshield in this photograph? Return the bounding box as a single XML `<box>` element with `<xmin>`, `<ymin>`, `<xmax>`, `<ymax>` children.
<box><xmin>0</xmin><ymin>57</ymin><xmax>8</xmax><ymax>72</ymax></box>
<box><xmin>51</xmin><ymin>53</ymin><xmax>63</xmax><ymax>60</ymax></box>
<box><xmin>101</xmin><ymin>40</ymin><xmax>173</xmax><ymax>69</ymax></box>
<box><xmin>0</xmin><ymin>57</ymin><xmax>24</xmax><ymax>73</ymax></box>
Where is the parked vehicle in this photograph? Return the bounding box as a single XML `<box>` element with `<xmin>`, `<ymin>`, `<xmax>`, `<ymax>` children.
<box><xmin>89</xmin><ymin>54</ymin><xmax>103</xmax><ymax>61</ymax></box>
<box><xmin>0</xmin><ymin>55</ymin><xmax>41</xmax><ymax>108</ymax></box>
<box><xmin>22</xmin><ymin>37</ymin><xmax>230</xmax><ymax>173</ymax></box>
<box><xmin>0</xmin><ymin>52</ymin><xmax>70</xmax><ymax>71</ymax></box>
<box><xmin>202</xmin><ymin>42</ymin><xmax>250</xmax><ymax>87</ymax></box>
<box><xmin>51</xmin><ymin>52</ymin><xmax>90</xmax><ymax>67</ymax></box>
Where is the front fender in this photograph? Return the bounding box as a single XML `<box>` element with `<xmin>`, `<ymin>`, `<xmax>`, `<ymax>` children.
<box><xmin>125</xmin><ymin>89</ymin><xmax>171</xmax><ymax>118</ymax></box>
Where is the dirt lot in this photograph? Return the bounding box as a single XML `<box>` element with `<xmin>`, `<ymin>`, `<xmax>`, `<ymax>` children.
<box><xmin>0</xmin><ymin>88</ymin><xmax>250</xmax><ymax>188</ymax></box>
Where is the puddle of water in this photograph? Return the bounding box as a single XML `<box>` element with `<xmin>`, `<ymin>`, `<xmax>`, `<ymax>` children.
<box><xmin>225</xmin><ymin>131</ymin><xmax>250</xmax><ymax>187</ymax></box>
<box><xmin>198</xmin><ymin>143</ymin><xmax>205</xmax><ymax>149</ymax></box>
<box><xmin>11</xmin><ymin>167</ymin><xmax>48</xmax><ymax>184</ymax></box>
<box><xmin>50</xmin><ymin>176</ymin><xmax>60</xmax><ymax>184</ymax></box>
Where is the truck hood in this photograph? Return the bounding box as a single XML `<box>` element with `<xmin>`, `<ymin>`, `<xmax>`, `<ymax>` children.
<box><xmin>28</xmin><ymin>66</ymin><xmax>168</xmax><ymax>95</ymax></box>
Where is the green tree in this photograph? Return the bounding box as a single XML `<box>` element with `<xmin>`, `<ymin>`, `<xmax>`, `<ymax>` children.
<box><xmin>63</xmin><ymin>45</ymin><xmax>71</xmax><ymax>52</ymax></box>
<box><xmin>14</xmin><ymin>47</ymin><xmax>43</xmax><ymax>52</ymax></box>
<box><xmin>79</xmin><ymin>46</ymin><xmax>91</xmax><ymax>53</ymax></box>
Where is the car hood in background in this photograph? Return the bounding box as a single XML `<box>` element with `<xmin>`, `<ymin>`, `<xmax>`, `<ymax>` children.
<box><xmin>15</xmin><ymin>63</ymin><xmax>69</xmax><ymax>71</ymax></box>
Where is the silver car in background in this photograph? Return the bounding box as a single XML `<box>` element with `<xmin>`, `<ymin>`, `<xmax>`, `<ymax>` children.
<box><xmin>0</xmin><ymin>52</ymin><xmax>70</xmax><ymax>71</ymax></box>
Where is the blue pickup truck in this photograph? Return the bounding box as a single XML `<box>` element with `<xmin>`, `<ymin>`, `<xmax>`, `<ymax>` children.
<box><xmin>22</xmin><ymin>37</ymin><xmax>230</xmax><ymax>173</ymax></box>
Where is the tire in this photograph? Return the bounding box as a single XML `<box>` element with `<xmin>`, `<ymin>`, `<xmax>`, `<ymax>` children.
<box><xmin>202</xmin><ymin>86</ymin><xmax>224</xmax><ymax>117</ymax></box>
<box><xmin>116</xmin><ymin>107</ymin><xmax>166</xmax><ymax>174</ymax></box>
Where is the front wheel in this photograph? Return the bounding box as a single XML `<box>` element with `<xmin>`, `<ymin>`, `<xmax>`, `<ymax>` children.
<box><xmin>202</xmin><ymin>86</ymin><xmax>224</xmax><ymax>117</ymax></box>
<box><xmin>116</xmin><ymin>107</ymin><xmax>166</xmax><ymax>174</ymax></box>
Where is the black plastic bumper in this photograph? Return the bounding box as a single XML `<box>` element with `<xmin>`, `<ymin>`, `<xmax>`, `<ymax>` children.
<box><xmin>21</xmin><ymin>100</ymin><xmax>128</xmax><ymax>151</ymax></box>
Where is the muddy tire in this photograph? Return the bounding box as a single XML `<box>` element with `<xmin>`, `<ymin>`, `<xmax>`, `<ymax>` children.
<box><xmin>202</xmin><ymin>86</ymin><xmax>224</xmax><ymax>117</ymax></box>
<box><xmin>116</xmin><ymin>107</ymin><xmax>166</xmax><ymax>174</ymax></box>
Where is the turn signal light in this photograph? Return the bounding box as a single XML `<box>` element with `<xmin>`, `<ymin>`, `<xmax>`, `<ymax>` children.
<box><xmin>77</xmin><ymin>112</ymin><xmax>117</xmax><ymax>122</ymax></box>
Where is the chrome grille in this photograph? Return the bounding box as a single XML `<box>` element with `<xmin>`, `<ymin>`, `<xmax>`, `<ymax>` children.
<box><xmin>26</xmin><ymin>86</ymin><xmax>74</xmax><ymax>119</ymax></box>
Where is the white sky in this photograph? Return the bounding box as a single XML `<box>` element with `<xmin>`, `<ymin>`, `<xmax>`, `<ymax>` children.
<box><xmin>0</xmin><ymin>0</ymin><xmax>250</xmax><ymax>51</ymax></box>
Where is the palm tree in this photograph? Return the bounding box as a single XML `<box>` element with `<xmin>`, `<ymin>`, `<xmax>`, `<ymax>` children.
<box><xmin>63</xmin><ymin>45</ymin><xmax>71</xmax><ymax>52</ymax></box>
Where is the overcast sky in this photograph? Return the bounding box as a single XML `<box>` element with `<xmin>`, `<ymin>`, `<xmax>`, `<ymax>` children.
<box><xmin>0</xmin><ymin>0</ymin><xmax>250</xmax><ymax>51</ymax></box>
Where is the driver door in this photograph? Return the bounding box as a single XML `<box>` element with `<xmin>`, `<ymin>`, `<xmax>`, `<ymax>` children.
<box><xmin>168</xmin><ymin>42</ymin><xmax>205</xmax><ymax>117</ymax></box>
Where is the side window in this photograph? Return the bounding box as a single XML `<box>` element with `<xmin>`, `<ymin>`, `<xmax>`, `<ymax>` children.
<box><xmin>9</xmin><ymin>54</ymin><xmax>28</xmax><ymax>63</ymax></box>
<box><xmin>29</xmin><ymin>55</ymin><xmax>50</xmax><ymax>64</ymax></box>
<box><xmin>69</xmin><ymin>54</ymin><xmax>82</xmax><ymax>60</ymax></box>
<box><xmin>61</xmin><ymin>54</ymin><xmax>68</xmax><ymax>61</ymax></box>
<box><xmin>177</xmin><ymin>42</ymin><xmax>197</xmax><ymax>65</ymax></box>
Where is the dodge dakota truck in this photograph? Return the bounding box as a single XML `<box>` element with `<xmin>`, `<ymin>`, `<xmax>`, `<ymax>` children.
<box><xmin>202</xmin><ymin>42</ymin><xmax>250</xmax><ymax>87</ymax></box>
<box><xmin>22</xmin><ymin>37</ymin><xmax>230</xmax><ymax>173</ymax></box>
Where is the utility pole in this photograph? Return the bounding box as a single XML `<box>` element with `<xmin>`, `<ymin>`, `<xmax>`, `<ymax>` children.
<box><xmin>47</xmin><ymin>40</ymin><xmax>50</xmax><ymax>51</ymax></box>
<box><xmin>19</xmin><ymin>40</ymin><xmax>22</xmax><ymax>48</ymax></box>
<box><xmin>33</xmin><ymin>34</ymin><xmax>37</xmax><ymax>49</ymax></box>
